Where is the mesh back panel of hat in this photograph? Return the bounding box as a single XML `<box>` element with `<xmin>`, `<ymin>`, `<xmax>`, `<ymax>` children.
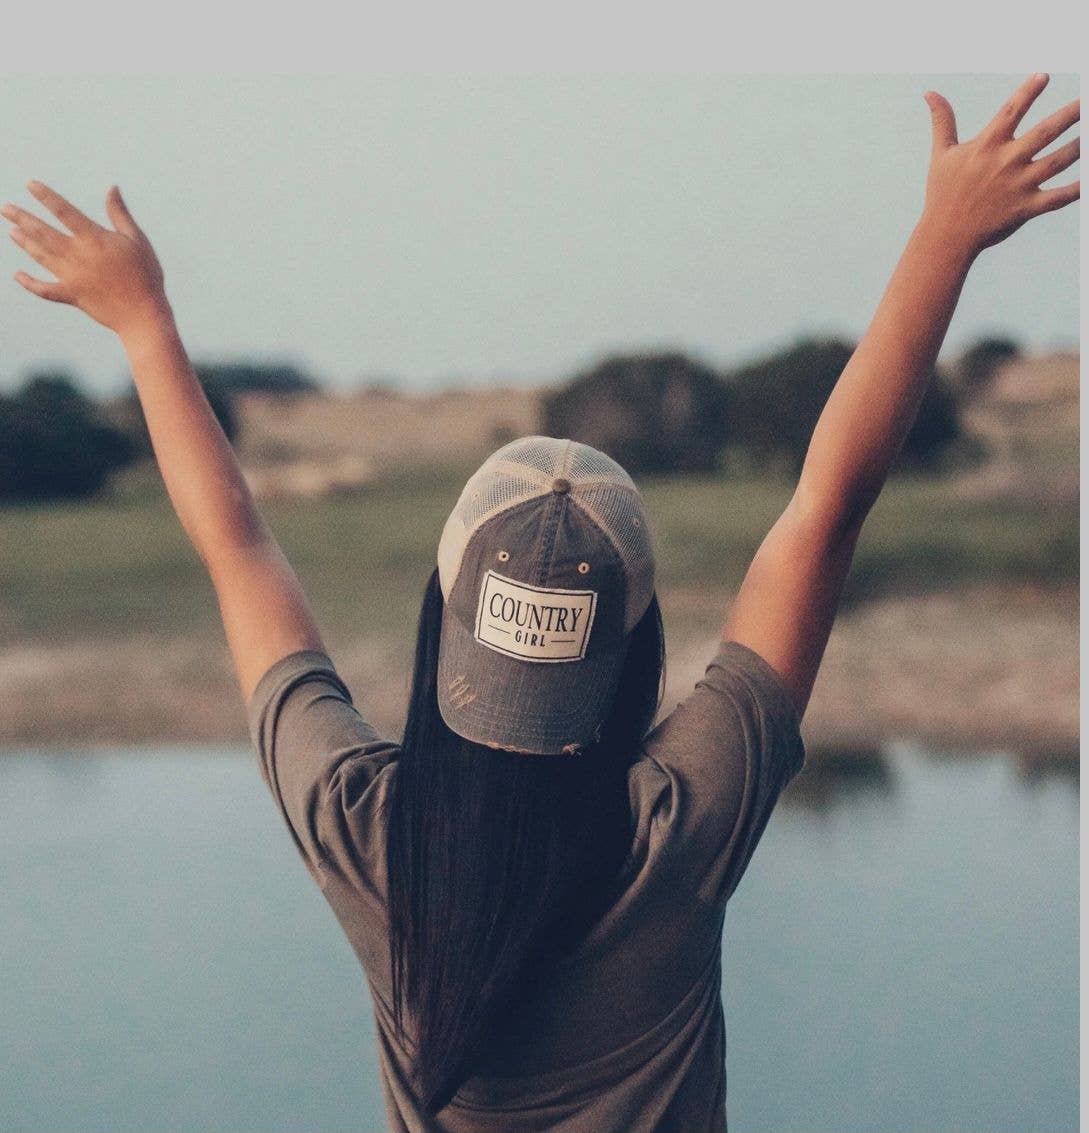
<box><xmin>437</xmin><ymin>436</ymin><xmax>655</xmax><ymax>632</ymax></box>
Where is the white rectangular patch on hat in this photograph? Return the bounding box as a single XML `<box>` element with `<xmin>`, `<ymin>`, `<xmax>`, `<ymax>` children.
<box><xmin>474</xmin><ymin>570</ymin><xmax>597</xmax><ymax>662</ymax></box>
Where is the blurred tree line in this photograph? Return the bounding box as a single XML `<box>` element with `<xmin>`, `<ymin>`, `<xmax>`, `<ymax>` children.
<box><xmin>1</xmin><ymin>338</ymin><xmax>1020</xmax><ymax>503</ymax></box>
<box><xmin>542</xmin><ymin>335</ymin><xmax>1020</xmax><ymax>477</ymax></box>
<box><xmin>0</xmin><ymin>362</ymin><xmax>316</xmax><ymax>503</ymax></box>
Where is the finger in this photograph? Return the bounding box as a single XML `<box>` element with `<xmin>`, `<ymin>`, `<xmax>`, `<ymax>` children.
<box><xmin>981</xmin><ymin>73</ymin><xmax>1050</xmax><ymax>142</ymax></box>
<box><xmin>0</xmin><ymin>202</ymin><xmax>70</xmax><ymax>255</ymax></box>
<box><xmin>8</xmin><ymin>223</ymin><xmax>52</xmax><ymax>259</ymax></box>
<box><xmin>1029</xmin><ymin>136</ymin><xmax>1080</xmax><ymax>185</ymax></box>
<box><xmin>13</xmin><ymin>270</ymin><xmax>73</xmax><ymax>304</ymax></box>
<box><xmin>924</xmin><ymin>90</ymin><xmax>958</xmax><ymax>153</ymax></box>
<box><xmin>25</xmin><ymin>179</ymin><xmax>97</xmax><ymax>236</ymax></box>
<box><xmin>1017</xmin><ymin>98</ymin><xmax>1081</xmax><ymax>157</ymax></box>
<box><xmin>105</xmin><ymin>185</ymin><xmax>143</xmax><ymax>240</ymax></box>
<box><xmin>1030</xmin><ymin>179</ymin><xmax>1080</xmax><ymax>215</ymax></box>
<box><xmin>8</xmin><ymin>225</ymin><xmax>61</xmax><ymax>272</ymax></box>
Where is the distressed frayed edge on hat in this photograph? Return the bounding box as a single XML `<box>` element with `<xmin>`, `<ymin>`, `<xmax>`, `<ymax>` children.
<box><xmin>436</xmin><ymin>603</ymin><xmax>626</xmax><ymax>756</ymax></box>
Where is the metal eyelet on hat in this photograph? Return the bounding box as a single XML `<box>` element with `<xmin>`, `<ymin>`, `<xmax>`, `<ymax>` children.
<box><xmin>497</xmin><ymin>550</ymin><xmax>510</xmax><ymax>562</ymax></box>
<box><xmin>577</xmin><ymin>561</ymin><xmax>590</xmax><ymax>574</ymax></box>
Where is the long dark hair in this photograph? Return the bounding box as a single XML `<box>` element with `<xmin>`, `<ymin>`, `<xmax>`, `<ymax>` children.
<box><xmin>385</xmin><ymin>566</ymin><xmax>665</xmax><ymax>1112</ymax></box>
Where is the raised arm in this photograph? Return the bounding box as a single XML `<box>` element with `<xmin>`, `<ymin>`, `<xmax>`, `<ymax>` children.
<box><xmin>2</xmin><ymin>183</ymin><xmax>325</xmax><ymax>702</ymax></box>
<box><xmin>723</xmin><ymin>73</ymin><xmax>1079</xmax><ymax>719</ymax></box>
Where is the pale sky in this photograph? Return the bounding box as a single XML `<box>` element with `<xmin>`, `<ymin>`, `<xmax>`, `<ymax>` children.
<box><xmin>1</xmin><ymin>73</ymin><xmax>1079</xmax><ymax>396</ymax></box>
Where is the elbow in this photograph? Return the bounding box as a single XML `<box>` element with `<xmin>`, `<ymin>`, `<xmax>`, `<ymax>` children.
<box><xmin>789</xmin><ymin>478</ymin><xmax>877</xmax><ymax>546</ymax></box>
<box><xmin>199</xmin><ymin>517</ymin><xmax>276</xmax><ymax>566</ymax></box>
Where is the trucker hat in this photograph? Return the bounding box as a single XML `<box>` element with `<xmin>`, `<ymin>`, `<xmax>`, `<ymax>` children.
<box><xmin>436</xmin><ymin>435</ymin><xmax>656</xmax><ymax>755</ymax></box>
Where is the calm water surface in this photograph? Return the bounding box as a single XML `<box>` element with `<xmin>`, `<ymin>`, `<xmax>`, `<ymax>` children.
<box><xmin>0</xmin><ymin>742</ymin><xmax>1077</xmax><ymax>1133</ymax></box>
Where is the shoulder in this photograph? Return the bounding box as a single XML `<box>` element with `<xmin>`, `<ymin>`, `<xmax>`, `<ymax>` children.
<box><xmin>626</xmin><ymin>638</ymin><xmax>806</xmax><ymax>890</ymax></box>
<box><xmin>642</xmin><ymin>638</ymin><xmax>805</xmax><ymax>773</ymax></box>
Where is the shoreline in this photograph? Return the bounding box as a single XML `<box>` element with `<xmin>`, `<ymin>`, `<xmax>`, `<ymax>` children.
<box><xmin>1</xmin><ymin>580</ymin><xmax>1077</xmax><ymax>762</ymax></box>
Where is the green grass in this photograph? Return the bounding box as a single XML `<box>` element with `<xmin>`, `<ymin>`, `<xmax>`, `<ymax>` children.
<box><xmin>0</xmin><ymin>463</ymin><xmax>1076</xmax><ymax>649</ymax></box>
<box><xmin>650</xmin><ymin>472</ymin><xmax>1076</xmax><ymax>607</ymax></box>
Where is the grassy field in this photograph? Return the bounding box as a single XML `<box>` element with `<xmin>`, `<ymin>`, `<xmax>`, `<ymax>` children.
<box><xmin>0</xmin><ymin>456</ymin><xmax>1076</xmax><ymax>652</ymax></box>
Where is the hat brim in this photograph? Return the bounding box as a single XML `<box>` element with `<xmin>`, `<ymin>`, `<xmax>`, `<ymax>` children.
<box><xmin>436</xmin><ymin>606</ymin><xmax>625</xmax><ymax>755</ymax></box>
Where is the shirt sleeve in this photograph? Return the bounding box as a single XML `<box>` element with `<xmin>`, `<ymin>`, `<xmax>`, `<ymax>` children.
<box><xmin>641</xmin><ymin>638</ymin><xmax>807</xmax><ymax>908</ymax></box>
<box><xmin>246</xmin><ymin>648</ymin><xmax>400</xmax><ymax>894</ymax></box>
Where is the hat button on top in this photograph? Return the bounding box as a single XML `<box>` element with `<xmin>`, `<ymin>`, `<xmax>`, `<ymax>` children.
<box><xmin>551</xmin><ymin>477</ymin><xmax>571</xmax><ymax>495</ymax></box>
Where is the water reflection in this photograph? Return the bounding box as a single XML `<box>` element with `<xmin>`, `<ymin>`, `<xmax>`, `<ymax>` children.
<box><xmin>1012</xmin><ymin>745</ymin><xmax>1080</xmax><ymax>784</ymax></box>
<box><xmin>784</xmin><ymin>738</ymin><xmax>1079</xmax><ymax>814</ymax></box>
<box><xmin>782</xmin><ymin>742</ymin><xmax>894</xmax><ymax>811</ymax></box>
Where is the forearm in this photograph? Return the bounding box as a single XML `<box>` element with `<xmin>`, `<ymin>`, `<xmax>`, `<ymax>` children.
<box><xmin>795</xmin><ymin>213</ymin><xmax>975</xmax><ymax>529</ymax></box>
<box><xmin>119</xmin><ymin>301</ymin><xmax>272</xmax><ymax>561</ymax></box>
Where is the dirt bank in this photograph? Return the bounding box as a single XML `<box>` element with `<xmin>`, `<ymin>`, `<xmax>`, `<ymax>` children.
<box><xmin>1</xmin><ymin>581</ymin><xmax>1076</xmax><ymax>762</ymax></box>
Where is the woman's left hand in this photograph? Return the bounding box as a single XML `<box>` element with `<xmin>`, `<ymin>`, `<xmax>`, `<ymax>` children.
<box><xmin>2</xmin><ymin>182</ymin><xmax>169</xmax><ymax>337</ymax></box>
<box><xmin>921</xmin><ymin>74</ymin><xmax>1080</xmax><ymax>259</ymax></box>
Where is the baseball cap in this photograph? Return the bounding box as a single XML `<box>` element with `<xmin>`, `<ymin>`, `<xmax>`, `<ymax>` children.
<box><xmin>436</xmin><ymin>435</ymin><xmax>656</xmax><ymax>755</ymax></box>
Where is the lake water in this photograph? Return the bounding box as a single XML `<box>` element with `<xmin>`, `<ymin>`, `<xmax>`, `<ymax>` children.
<box><xmin>0</xmin><ymin>743</ymin><xmax>1078</xmax><ymax>1133</ymax></box>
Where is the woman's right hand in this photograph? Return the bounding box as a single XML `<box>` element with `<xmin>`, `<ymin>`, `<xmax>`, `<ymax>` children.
<box><xmin>3</xmin><ymin>182</ymin><xmax>170</xmax><ymax>339</ymax></box>
<box><xmin>921</xmin><ymin>73</ymin><xmax>1079</xmax><ymax>259</ymax></box>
